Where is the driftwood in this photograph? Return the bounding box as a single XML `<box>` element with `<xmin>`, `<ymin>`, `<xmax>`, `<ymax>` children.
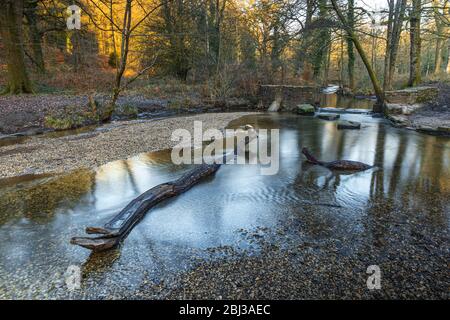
<box><xmin>302</xmin><ymin>147</ymin><xmax>373</xmax><ymax>171</ymax></box>
<box><xmin>71</xmin><ymin>125</ymin><xmax>258</xmax><ymax>252</ymax></box>
<box><xmin>70</xmin><ymin>162</ymin><xmax>222</xmax><ymax>251</ymax></box>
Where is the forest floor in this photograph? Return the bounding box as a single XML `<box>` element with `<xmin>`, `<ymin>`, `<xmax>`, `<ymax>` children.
<box><xmin>0</xmin><ymin>92</ymin><xmax>252</xmax><ymax>135</ymax></box>
<box><xmin>0</xmin><ymin>112</ymin><xmax>257</xmax><ymax>179</ymax></box>
<box><xmin>1</xmin><ymin>82</ymin><xmax>450</xmax><ymax>143</ymax></box>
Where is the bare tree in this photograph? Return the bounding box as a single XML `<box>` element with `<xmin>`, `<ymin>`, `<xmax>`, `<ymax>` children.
<box><xmin>81</xmin><ymin>0</ymin><xmax>162</xmax><ymax>119</ymax></box>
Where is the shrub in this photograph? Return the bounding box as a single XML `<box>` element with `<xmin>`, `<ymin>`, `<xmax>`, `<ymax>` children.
<box><xmin>108</xmin><ymin>52</ymin><xmax>119</xmax><ymax>68</ymax></box>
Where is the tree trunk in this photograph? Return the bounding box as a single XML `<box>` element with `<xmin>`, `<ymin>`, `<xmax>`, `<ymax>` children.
<box><xmin>0</xmin><ymin>0</ymin><xmax>33</xmax><ymax>94</ymax></box>
<box><xmin>433</xmin><ymin>0</ymin><xmax>444</xmax><ymax>74</ymax></box>
<box><xmin>71</xmin><ymin>128</ymin><xmax>259</xmax><ymax>252</ymax></box>
<box><xmin>383</xmin><ymin>0</ymin><xmax>407</xmax><ymax>91</ymax></box>
<box><xmin>71</xmin><ymin>162</ymin><xmax>222</xmax><ymax>251</ymax></box>
<box><xmin>447</xmin><ymin>39</ymin><xmax>450</xmax><ymax>74</ymax></box>
<box><xmin>110</xmin><ymin>0</ymin><xmax>118</xmax><ymax>68</ymax></box>
<box><xmin>339</xmin><ymin>31</ymin><xmax>344</xmax><ymax>87</ymax></box>
<box><xmin>408</xmin><ymin>0</ymin><xmax>422</xmax><ymax>87</ymax></box>
<box><xmin>346</xmin><ymin>0</ymin><xmax>355</xmax><ymax>91</ymax></box>
<box><xmin>383</xmin><ymin>0</ymin><xmax>394</xmax><ymax>91</ymax></box>
<box><xmin>297</xmin><ymin>0</ymin><xmax>314</xmax><ymax>76</ymax></box>
<box><xmin>24</xmin><ymin>0</ymin><xmax>45</xmax><ymax>73</ymax></box>
<box><xmin>312</xmin><ymin>0</ymin><xmax>330</xmax><ymax>82</ymax></box>
<box><xmin>388</xmin><ymin>0</ymin><xmax>407</xmax><ymax>89</ymax></box>
<box><xmin>105</xmin><ymin>0</ymin><xmax>132</xmax><ymax>120</ymax></box>
<box><xmin>330</xmin><ymin>0</ymin><xmax>384</xmax><ymax>111</ymax></box>
<box><xmin>434</xmin><ymin>38</ymin><xmax>443</xmax><ymax>73</ymax></box>
<box><xmin>445</xmin><ymin>2</ymin><xmax>450</xmax><ymax>74</ymax></box>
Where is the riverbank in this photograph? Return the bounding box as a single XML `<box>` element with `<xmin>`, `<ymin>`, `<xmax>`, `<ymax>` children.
<box><xmin>385</xmin><ymin>83</ymin><xmax>450</xmax><ymax>135</ymax></box>
<box><xmin>0</xmin><ymin>112</ymin><xmax>257</xmax><ymax>179</ymax></box>
<box><xmin>387</xmin><ymin>103</ymin><xmax>450</xmax><ymax>135</ymax></box>
<box><xmin>139</xmin><ymin>213</ymin><xmax>449</xmax><ymax>299</ymax></box>
<box><xmin>0</xmin><ymin>93</ymin><xmax>253</xmax><ymax>135</ymax></box>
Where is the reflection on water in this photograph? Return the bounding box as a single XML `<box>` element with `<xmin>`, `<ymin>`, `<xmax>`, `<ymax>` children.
<box><xmin>320</xmin><ymin>93</ymin><xmax>375</xmax><ymax>109</ymax></box>
<box><xmin>0</xmin><ymin>113</ymin><xmax>449</xmax><ymax>298</ymax></box>
<box><xmin>0</xmin><ymin>135</ymin><xmax>30</xmax><ymax>147</ymax></box>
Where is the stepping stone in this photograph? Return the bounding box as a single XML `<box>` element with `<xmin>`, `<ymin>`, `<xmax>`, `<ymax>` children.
<box><xmin>296</xmin><ymin>104</ymin><xmax>315</xmax><ymax>115</ymax></box>
<box><xmin>317</xmin><ymin>113</ymin><xmax>340</xmax><ymax>121</ymax></box>
<box><xmin>337</xmin><ymin>120</ymin><xmax>361</xmax><ymax>130</ymax></box>
<box><xmin>387</xmin><ymin>114</ymin><xmax>410</xmax><ymax>127</ymax></box>
<box><xmin>268</xmin><ymin>99</ymin><xmax>281</xmax><ymax>112</ymax></box>
<box><xmin>319</xmin><ymin>107</ymin><xmax>369</xmax><ymax>114</ymax></box>
<box><xmin>386</xmin><ymin>103</ymin><xmax>424</xmax><ymax>115</ymax></box>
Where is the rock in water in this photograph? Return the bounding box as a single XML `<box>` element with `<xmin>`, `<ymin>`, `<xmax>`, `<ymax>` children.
<box><xmin>302</xmin><ymin>147</ymin><xmax>373</xmax><ymax>171</ymax></box>
<box><xmin>322</xmin><ymin>85</ymin><xmax>340</xmax><ymax>94</ymax></box>
<box><xmin>385</xmin><ymin>103</ymin><xmax>424</xmax><ymax>115</ymax></box>
<box><xmin>317</xmin><ymin>113</ymin><xmax>340</xmax><ymax>121</ymax></box>
<box><xmin>387</xmin><ymin>114</ymin><xmax>410</xmax><ymax>127</ymax></box>
<box><xmin>337</xmin><ymin>120</ymin><xmax>361</xmax><ymax>130</ymax></box>
<box><xmin>296</xmin><ymin>104</ymin><xmax>315</xmax><ymax>115</ymax></box>
<box><xmin>268</xmin><ymin>99</ymin><xmax>281</xmax><ymax>112</ymax></box>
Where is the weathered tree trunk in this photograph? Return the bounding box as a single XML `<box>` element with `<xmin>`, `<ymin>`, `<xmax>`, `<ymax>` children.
<box><xmin>330</xmin><ymin>0</ymin><xmax>384</xmax><ymax>111</ymax></box>
<box><xmin>24</xmin><ymin>0</ymin><xmax>45</xmax><ymax>73</ymax></box>
<box><xmin>324</xmin><ymin>42</ymin><xmax>331</xmax><ymax>86</ymax></box>
<box><xmin>339</xmin><ymin>31</ymin><xmax>345</xmax><ymax>87</ymax></box>
<box><xmin>388</xmin><ymin>0</ymin><xmax>407</xmax><ymax>89</ymax></box>
<box><xmin>71</xmin><ymin>162</ymin><xmax>222</xmax><ymax>251</ymax></box>
<box><xmin>297</xmin><ymin>0</ymin><xmax>314</xmax><ymax>76</ymax></box>
<box><xmin>71</xmin><ymin>124</ymin><xmax>259</xmax><ymax>252</ymax></box>
<box><xmin>433</xmin><ymin>0</ymin><xmax>444</xmax><ymax>74</ymax></box>
<box><xmin>312</xmin><ymin>0</ymin><xmax>330</xmax><ymax>82</ymax></box>
<box><xmin>346</xmin><ymin>0</ymin><xmax>355</xmax><ymax>91</ymax></box>
<box><xmin>109</xmin><ymin>0</ymin><xmax>118</xmax><ymax>68</ymax></box>
<box><xmin>434</xmin><ymin>38</ymin><xmax>443</xmax><ymax>73</ymax></box>
<box><xmin>0</xmin><ymin>0</ymin><xmax>33</xmax><ymax>94</ymax></box>
<box><xmin>213</xmin><ymin>0</ymin><xmax>227</xmax><ymax>75</ymax></box>
<box><xmin>447</xmin><ymin>39</ymin><xmax>450</xmax><ymax>74</ymax></box>
<box><xmin>408</xmin><ymin>0</ymin><xmax>422</xmax><ymax>87</ymax></box>
<box><xmin>383</xmin><ymin>0</ymin><xmax>394</xmax><ymax>91</ymax></box>
<box><xmin>383</xmin><ymin>0</ymin><xmax>407</xmax><ymax>91</ymax></box>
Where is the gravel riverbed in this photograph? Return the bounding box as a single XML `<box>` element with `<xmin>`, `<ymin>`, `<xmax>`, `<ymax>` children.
<box><xmin>0</xmin><ymin>112</ymin><xmax>257</xmax><ymax>179</ymax></box>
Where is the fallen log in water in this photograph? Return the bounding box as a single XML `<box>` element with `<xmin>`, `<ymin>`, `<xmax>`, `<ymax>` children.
<box><xmin>71</xmin><ymin>125</ymin><xmax>258</xmax><ymax>252</ymax></box>
<box><xmin>71</xmin><ymin>162</ymin><xmax>222</xmax><ymax>251</ymax></box>
<box><xmin>302</xmin><ymin>147</ymin><xmax>373</xmax><ymax>171</ymax></box>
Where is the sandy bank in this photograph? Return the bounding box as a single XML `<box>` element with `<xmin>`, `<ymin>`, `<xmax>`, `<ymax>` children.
<box><xmin>0</xmin><ymin>112</ymin><xmax>257</xmax><ymax>179</ymax></box>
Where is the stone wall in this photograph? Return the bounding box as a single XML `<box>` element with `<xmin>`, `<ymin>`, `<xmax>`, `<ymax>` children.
<box><xmin>257</xmin><ymin>85</ymin><xmax>321</xmax><ymax>111</ymax></box>
<box><xmin>385</xmin><ymin>86</ymin><xmax>439</xmax><ymax>104</ymax></box>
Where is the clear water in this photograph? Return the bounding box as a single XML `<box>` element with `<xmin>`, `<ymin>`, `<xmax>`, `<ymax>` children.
<box><xmin>320</xmin><ymin>93</ymin><xmax>375</xmax><ymax>109</ymax></box>
<box><xmin>0</xmin><ymin>113</ymin><xmax>449</xmax><ymax>299</ymax></box>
